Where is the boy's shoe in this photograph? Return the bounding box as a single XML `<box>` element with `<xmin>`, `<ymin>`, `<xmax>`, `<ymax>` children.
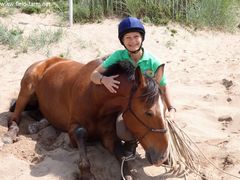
<box><xmin>123</xmin><ymin>140</ymin><xmax>137</xmax><ymax>158</ymax></box>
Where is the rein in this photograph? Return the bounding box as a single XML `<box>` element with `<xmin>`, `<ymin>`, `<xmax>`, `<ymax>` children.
<box><xmin>122</xmin><ymin>84</ymin><xmax>167</xmax><ymax>142</ymax></box>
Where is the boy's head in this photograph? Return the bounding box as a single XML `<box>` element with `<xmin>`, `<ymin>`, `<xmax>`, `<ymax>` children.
<box><xmin>118</xmin><ymin>17</ymin><xmax>145</xmax><ymax>45</ymax></box>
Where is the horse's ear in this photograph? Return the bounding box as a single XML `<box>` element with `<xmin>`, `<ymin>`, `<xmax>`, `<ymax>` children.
<box><xmin>135</xmin><ymin>67</ymin><xmax>147</xmax><ymax>88</ymax></box>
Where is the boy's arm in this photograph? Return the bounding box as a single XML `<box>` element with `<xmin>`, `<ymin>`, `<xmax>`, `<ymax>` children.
<box><xmin>154</xmin><ymin>65</ymin><xmax>176</xmax><ymax>112</ymax></box>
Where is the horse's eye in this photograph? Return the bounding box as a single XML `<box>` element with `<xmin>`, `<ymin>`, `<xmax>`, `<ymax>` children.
<box><xmin>145</xmin><ymin>110</ymin><xmax>154</xmax><ymax>117</ymax></box>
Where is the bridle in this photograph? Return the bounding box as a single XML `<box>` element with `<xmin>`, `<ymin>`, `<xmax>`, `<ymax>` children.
<box><xmin>122</xmin><ymin>85</ymin><xmax>168</xmax><ymax>142</ymax></box>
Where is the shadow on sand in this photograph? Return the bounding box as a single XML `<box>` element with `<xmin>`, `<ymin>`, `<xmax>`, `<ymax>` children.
<box><xmin>0</xmin><ymin>111</ymin><xmax>183</xmax><ymax>180</ymax></box>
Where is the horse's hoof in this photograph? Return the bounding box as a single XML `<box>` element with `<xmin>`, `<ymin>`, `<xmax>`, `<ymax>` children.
<box><xmin>2</xmin><ymin>134</ymin><xmax>14</xmax><ymax>144</ymax></box>
<box><xmin>28</xmin><ymin>119</ymin><xmax>49</xmax><ymax>134</ymax></box>
<box><xmin>28</xmin><ymin>123</ymin><xmax>39</xmax><ymax>134</ymax></box>
<box><xmin>2</xmin><ymin>121</ymin><xmax>19</xmax><ymax>144</ymax></box>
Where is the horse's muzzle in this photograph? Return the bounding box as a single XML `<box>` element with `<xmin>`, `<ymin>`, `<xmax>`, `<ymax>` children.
<box><xmin>145</xmin><ymin>147</ymin><xmax>169</xmax><ymax>166</ymax></box>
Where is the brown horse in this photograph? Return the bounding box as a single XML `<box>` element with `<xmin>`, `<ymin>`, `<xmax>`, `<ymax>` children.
<box><xmin>5</xmin><ymin>56</ymin><xmax>169</xmax><ymax>180</ymax></box>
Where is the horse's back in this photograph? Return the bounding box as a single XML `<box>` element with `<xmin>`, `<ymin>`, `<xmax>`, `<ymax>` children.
<box><xmin>33</xmin><ymin>57</ymin><xmax>102</xmax><ymax>131</ymax></box>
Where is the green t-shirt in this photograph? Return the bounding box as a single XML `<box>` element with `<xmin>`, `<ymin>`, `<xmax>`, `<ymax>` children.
<box><xmin>102</xmin><ymin>49</ymin><xmax>167</xmax><ymax>86</ymax></box>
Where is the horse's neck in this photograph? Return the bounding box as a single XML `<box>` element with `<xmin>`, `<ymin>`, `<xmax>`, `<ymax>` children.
<box><xmin>92</xmin><ymin>78</ymin><xmax>132</xmax><ymax>114</ymax></box>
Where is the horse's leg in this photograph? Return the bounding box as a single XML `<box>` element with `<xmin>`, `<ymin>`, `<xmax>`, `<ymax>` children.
<box><xmin>69</xmin><ymin>125</ymin><xmax>96</xmax><ymax>180</ymax></box>
<box><xmin>3</xmin><ymin>80</ymin><xmax>35</xmax><ymax>144</ymax></box>
<box><xmin>9</xmin><ymin>96</ymin><xmax>48</xmax><ymax>134</ymax></box>
<box><xmin>9</xmin><ymin>82</ymin><xmax>35</xmax><ymax>126</ymax></box>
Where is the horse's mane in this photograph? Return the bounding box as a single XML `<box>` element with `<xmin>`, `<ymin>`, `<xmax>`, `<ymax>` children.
<box><xmin>141</xmin><ymin>78</ymin><xmax>160</xmax><ymax>108</ymax></box>
<box><xmin>103</xmin><ymin>60</ymin><xmax>135</xmax><ymax>80</ymax></box>
<box><xmin>103</xmin><ymin>60</ymin><xmax>160</xmax><ymax>107</ymax></box>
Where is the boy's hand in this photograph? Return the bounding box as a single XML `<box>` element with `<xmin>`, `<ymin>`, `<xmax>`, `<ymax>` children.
<box><xmin>166</xmin><ymin>107</ymin><xmax>176</xmax><ymax>121</ymax></box>
<box><xmin>101</xmin><ymin>75</ymin><xmax>120</xmax><ymax>93</ymax></box>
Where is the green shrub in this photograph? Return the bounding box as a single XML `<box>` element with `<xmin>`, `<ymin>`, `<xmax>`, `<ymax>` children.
<box><xmin>27</xmin><ymin>28</ymin><xmax>63</xmax><ymax>50</ymax></box>
<box><xmin>73</xmin><ymin>1</ymin><xmax>104</xmax><ymax>23</ymax></box>
<box><xmin>0</xmin><ymin>25</ymin><xmax>23</xmax><ymax>48</ymax></box>
<box><xmin>1</xmin><ymin>0</ymin><xmax>239</xmax><ymax>30</ymax></box>
<box><xmin>0</xmin><ymin>23</ymin><xmax>63</xmax><ymax>53</ymax></box>
<box><xmin>144</xmin><ymin>2</ymin><xmax>169</xmax><ymax>25</ymax></box>
<box><xmin>187</xmin><ymin>0</ymin><xmax>239</xmax><ymax>30</ymax></box>
<box><xmin>0</xmin><ymin>7</ymin><xmax>15</xmax><ymax>17</ymax></box>
<box><xmin>21</xmin><ymin>6</ymin><xmax>41</xmax><ymax>14</ymax></box>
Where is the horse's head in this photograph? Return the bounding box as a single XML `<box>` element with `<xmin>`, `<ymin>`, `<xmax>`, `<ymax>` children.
<box><xmin>122</xmin><ymin>66</ymin><xmax>169</xmax><ymax>166</ymax></box>
<box><xmin>103</xmin><ymin>61</ymin><xmax>169</xmax><ymax>165</ymax></box>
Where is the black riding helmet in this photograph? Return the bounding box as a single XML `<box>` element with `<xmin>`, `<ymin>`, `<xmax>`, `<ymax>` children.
<box><xmin>118</xmin><ymin>17</ymin><xmax>145</xmax><ymax>45</ymax></box>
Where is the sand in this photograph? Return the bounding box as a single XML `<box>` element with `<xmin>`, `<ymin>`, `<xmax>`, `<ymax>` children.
<box><xmin>0</xmin><ymin>13</ymin><xmax>240</xmax><ymax>180</ymax></box>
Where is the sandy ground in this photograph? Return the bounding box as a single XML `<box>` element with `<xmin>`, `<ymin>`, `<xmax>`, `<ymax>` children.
<box><xmin>0</xmin><ymin>13</ymin><xmax>240</xmax><ymax>180</ymax></box>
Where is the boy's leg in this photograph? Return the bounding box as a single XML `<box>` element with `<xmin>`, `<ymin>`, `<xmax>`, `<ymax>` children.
<box><xmin>116</xmin><ymin>114</ymin><xmax>137</xmax><ymax>157</ymax></box>
<box><xmin>116</xmin><ymin>114</ymin><xmax>135</xmax><ymax>141</ymax></box>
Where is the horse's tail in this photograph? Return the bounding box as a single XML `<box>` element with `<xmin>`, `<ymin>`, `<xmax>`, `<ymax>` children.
<box><xmin>9</xmin><ymin>98</ymin><xmax>39</xmax><ymax>112</ymax></box>
<box><xmin>9</xmin><ymin>99</ymin><xmax>16</xmax><ymax>112</ymax></box>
